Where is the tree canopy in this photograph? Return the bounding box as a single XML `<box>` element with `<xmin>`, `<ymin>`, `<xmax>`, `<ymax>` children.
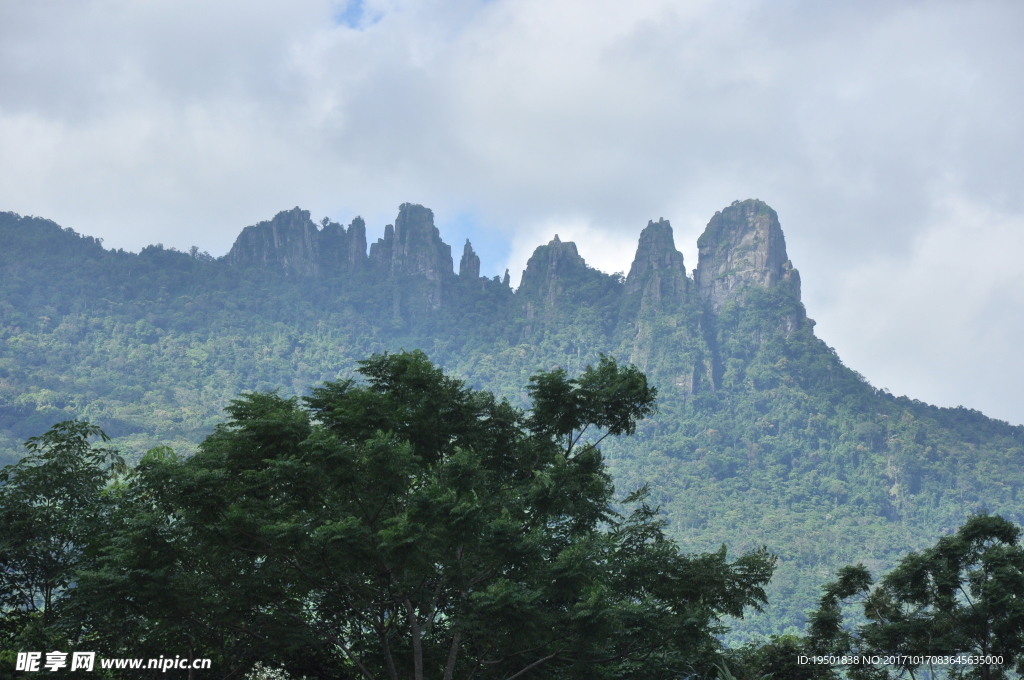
<box><xmin>727</xmin><ymin>514</ymin><xmax>1024</xmax><ymax>680</ymax></box>
<box><xmin>0</xmin><ymin>421</ymin><xmax>123</xmax><ymax>671</ymax></box>
<box><xmin>1</xmin><ymin>351</ymin><xmax>775</xmax><ymax>679</ymax></box>
<box><xmin>4</xmin><ymin>210</ymin><xmax>1024</xmax><ymax>639</ymax></box>
<box><xmin>810</xmin><ymin>514</ymin><xmax>1024</xmax><ymax>680</ymax></box>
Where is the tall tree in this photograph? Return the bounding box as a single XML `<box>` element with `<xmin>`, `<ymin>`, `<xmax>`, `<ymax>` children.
<box><xmin>0</xmin><ymin>421</ymin><xmax>123</xmax><ymax>658</ymax></box>
<box><xmin>806</xmin><ymin>515</ymin><xmax>1024</xmax><ymax>680</ymax></box>
<box><xmin>68</xmin><ymin>351</ymin><xmax>774</xmax><ymax>679</ymax></box>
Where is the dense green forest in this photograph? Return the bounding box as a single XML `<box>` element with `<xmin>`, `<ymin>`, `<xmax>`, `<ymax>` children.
<box><xmin>3</xmin><ymin>358</ymin><xmax>1023</xmax><ymax>680</ymax></box>
<box><xmin>0</xmin><ymin>354</ymin><xmax>781</xmax><ymax>679</ymax></box>
<box><xmin>1</xmin><ymin>200</ymin><xmax>1022</xmax><ymax>640</ymax></box>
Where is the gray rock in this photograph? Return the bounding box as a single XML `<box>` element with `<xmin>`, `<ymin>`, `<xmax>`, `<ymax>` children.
<box><xmin>517</xmin><ymin>234</ymin><xmax>587</xmax><ymax>308</ymax></box>
<box><xmin>225</xmin><ymin>207</ymin><xmax>322</xmax><ymax>277</ymax></box>
<box><xmin>346</xmin><ymin>217</ymin><xmax>367</xmax><ymax>271</ymax></box>
<box><xmin>459</xmin><ymin>239</ymin><xmax>480</xmax><ymax>279</ymax></box>
<box><xmin>368</xmin><ymin>203</ymin><xmax>454</xmax><ymax>307</ymax></box>
<box><xmin>516</xmin><ymin>235</ymin><xmax>592</xmax><ymax>338</ymax></box>
<box><xmin>226</xmin><ymin>209</ymin><xmax>368</xmax><ymax>276</ymax></box>
<box><xmin>624</xmin><ymin>218</ymin><xmax>689</xmax><ymax>314</ymax></box>
<box><xmin>695</xmin><ymin>199</ymin><xmax>800</xmax><ymax>312</ymax></box>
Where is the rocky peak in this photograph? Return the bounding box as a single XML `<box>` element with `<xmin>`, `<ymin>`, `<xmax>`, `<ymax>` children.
<box><xmin>226</xmin><ymin>208</ymin><xmax>369</xmax><ymax>276</ymax></box>
<box><xmin>624</xmin><ymin>218</ymin><xmax>689</xmax><ymax>309</ymax></box>
<box><xmin>515</xmin><ymin>234</ymin><xmax>626</xmax><ymax>342</ymax></box>
<box><xmin>695</xmin><ymin>199</ymin><xmax>800</xmax><ymax>312</ymax></box>
<box><xmin>459</xmin><ymin>240</ymin><xmax>480</xmax><ymax>279</ymax></box>
<box><xmin>369</xmin><ymin>223</ymin><xmax>396</xmax><ymax>268</ymax></box>
<box><xmin>516</xmin><ymin>235</ymin><xmax>593</xmax><ymax>335</ymax></box>
<box><xmin>369</xmin><ymin>204</ymin><xmax>453</xmax><ymax>281</ymax></box>
<box><xmin>345</xmin><ymin>217</ymin><xmax>367</xmax><ymax>270</ymax></box>
<box><xmin>226</xmin><ymin>207</ymin><xmax>321</xmax><ymax>277</ymax></box>
<box><xmin>619</xmin><ymin>218</ymin><xmax>696</xmax><ymax>374</ymax></box>
<box><xmin>318</xmin><ymin>216</ymin><xmax>369</xmax><ymax>273</ymax></box>
<box><xmin>368</xmin><ymin>204</ymin><xmax>454</xmax><ymax>308</ymax></box>
<box><xmin>517</xmin><ymin>235</ymin><xmax>587</xmax><ymax>304</ymax></box>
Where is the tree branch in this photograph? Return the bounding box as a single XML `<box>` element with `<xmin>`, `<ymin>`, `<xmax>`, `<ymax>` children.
<box><xmin>500</xmin><ymin>650</ymin><xmax>563</xmax><ymax>680</ymax></box>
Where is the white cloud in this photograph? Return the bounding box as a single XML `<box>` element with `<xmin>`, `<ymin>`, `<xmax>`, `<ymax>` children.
<box><xmin>1</xmin><ymin>0</ymin><xmax>1023</xmax><ymax>421</ymax></box>
<box><xmin>816</xmin><ymin>194</ymin><xmax>1024</xmax><ymax>424</ymax></box>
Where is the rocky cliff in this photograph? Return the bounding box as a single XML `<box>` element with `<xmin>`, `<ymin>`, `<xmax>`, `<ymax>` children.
<box><xmin>623</xmin><ymin>218</ymin><xmax>689</xmax><ymax>315</ymax></box>
<box><xmin>459</xmin><ymin>240</ymin><xmax>480</xmax><ymax>280</ymax></box>
<box><xmin>226</xmin><ymin>208</ymin><xmax>368</xmax><ymax>277</ymax></box>
<box><xmin>616</xmin><ymin>218</ymin><xmax>713</xmax><ymax>390</ymax></box>
<box><xmin>223</xmin><ymin>199</ymin><xmax>808</xmax><ymax>342</ymax></box>
<box><xmin>517</xmin><ymin>235</ymin><xmax>590</xmax><ymax>331</ymax></box>
<box><xmin>517</xmin><ymin>235</ymin><xmax>587</xmax><ymax>306</ymax></box>
<box><xmin>695</xmin><ymin>199</ymin><xmax>800</xmax><ymax>312</ymax></box>
<box><xmin>514</xmin><ymin>234</ymin><xmax>627</xmax><ymax>343</ymax></box>
<box><xmin>225</xmin><ymin>208</ymin><xmax>323</xmax><ymax>277</ymax></box>
<box><xmin>368</xmin><ymin>204</ymin><xmax>454</xmax><ymax>307</ymax></box>
<box><xmin>320</xmin><ymin>216</ymin><xmax>367</xmax><ymax>272</ymax></box>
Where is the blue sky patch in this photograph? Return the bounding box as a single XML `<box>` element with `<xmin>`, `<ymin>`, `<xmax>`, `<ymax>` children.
<box><xmin>335</xmin><ymin>0</ymin><xmax>366</xmax><ymax>29</ymax></box>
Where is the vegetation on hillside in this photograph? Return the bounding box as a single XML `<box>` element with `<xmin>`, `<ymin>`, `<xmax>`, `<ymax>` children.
<box><xmin>2</xmin><ymin>358</ymin><xmax>1023</xmax><ymax>679</ymax></box>
<box><xmin>1</xmin><ymin>207</ymin><xmax>1022</xmax><ymax>639</ymax></box>
<box><xmin>1</xmin><ymin>353</ymin><xmax>776</xmax><ymax>679</ymax></box>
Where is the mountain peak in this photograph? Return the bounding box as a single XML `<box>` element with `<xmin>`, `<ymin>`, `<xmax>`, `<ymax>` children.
<box><xmin>517</xmin><ymin>236</ymin><xmax>587</xmax><ymax>309</ymax></box>
<box><xmin>226</xmin><ymin>208</ymin><xmax>370</xmax><ymax>276</ymax></box>
<box><xmin>364</xmin><ymin>204</ymin><xmax>454</xmax><ymax>307</ymax></box>
<box><xmin>695</xmin><ymin>199</ymin><xmax>799</xmax><ymax>312</ymax></box>
<box><xmin>319</xmin><ymin>216</ymin><xmax>368</xmax><ymax>272</ymax></box>
<box><xmin>369</xmin><ymin>205</ymin><xmax>453</xmax><ymax>279</ymax></box>
<box><xmin>459</xmin><ymin>239</ymin><xmax>480</xmax><ymax>279</ymax></box>
<box><xmin>624</xmin><ymin>218</ymin><xmax>688</xmax><ymax>301</ymax></box>
<box><xmin>520</xmin><ymin>236</ymin><xmax>585</xmax><ymax>289</ymax></box>
<box><xmin>225</xmin><ymin>207</ymin><xmax>322</xmax><ymax>276</ymax></box>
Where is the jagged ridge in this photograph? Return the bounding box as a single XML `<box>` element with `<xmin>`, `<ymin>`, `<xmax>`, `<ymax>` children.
<box><xmin>3</xmin><ymin>200</ymin><xmax>1022</xmax><ymax>641</ymax></box>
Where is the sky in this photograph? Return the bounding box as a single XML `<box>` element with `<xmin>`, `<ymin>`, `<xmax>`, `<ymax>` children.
<box><xmin>2</xmin><ymin>0</ymin><xmax>1024</xmax><ymax>424</ymax></box>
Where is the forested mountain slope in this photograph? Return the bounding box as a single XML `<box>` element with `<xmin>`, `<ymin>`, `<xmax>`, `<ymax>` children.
<box><xmin>1</xmin><ymin>200</ymin><xmax>1021</xmax><ymax>637</ymax></box>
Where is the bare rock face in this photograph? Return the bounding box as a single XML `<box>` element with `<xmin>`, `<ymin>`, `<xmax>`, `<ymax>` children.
<box><xmin>319</xmin><ymin>216</ymin><xmax>368</xmax><ymax>273</ymax></box>
<box><xmin>226</xmin><ymin>209</ymin><xmax>368</xmax><ymax>276</ymax></box>
<box><xmin>459</xmin><ymin>240</ymin><xmax>480</xmax><ymax>279</ymax></box>
<box><xmin>624</xmin><ymin>218</ymin><xmax>689</xmax><ymax>313</ymax></box>
<box><xmin>368</xmin><ymin>223</ymin><xmax>395</xmax><ymax>270</ymax></box>
<box><xmin>318</xmin><ymin>218</ymin><xmax>347</xmax><ymax>270</ymax></box>
<box><xmin>695</xmin><ymin>199</ymin><xmax>800</xmax><ymax>312</ymax></box>
<box><xmin>226</xmin><ymin>208</ymin><xmax>322</xmax><ymax>277</ymax></box>
<box><xmin>515</xmin><ymin>235</ymin><xmax>590</xmax><ymax>336</ymax></box>
<box><xmin>517</xmin><ymin>235</ymin><xmax>587</xmax><ymax>310</ymax></box>
<box><xmin>369</xmin><ymin>203</ymin><xmax>454</xmax><ymax>307</ymax></box>
<box><xmin>369</xmin><ymin>204</ymin><xmax>453</xmax><ymax>278</ymax></box>
<box><xmin>620</xmin><ymin>218</ymin><xmax>707</xmax><ymax>379</ymax></box>
<box><xmin>346</xmin><ymin>217</ymin><xmax>367</xmax><ymax>271</ymax></box>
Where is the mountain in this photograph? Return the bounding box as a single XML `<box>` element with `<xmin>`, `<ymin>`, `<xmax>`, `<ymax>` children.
<box><xmin>1</xmin><ymin>199</ymin><xmax>1022</xmax><ymax>639</ymax></box>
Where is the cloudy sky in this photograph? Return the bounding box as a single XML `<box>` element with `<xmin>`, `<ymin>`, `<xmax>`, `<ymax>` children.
<box><xmin>2</xmin><ymin>0</ymin><xmax>1023</xmax><ymax>424</ymax></box>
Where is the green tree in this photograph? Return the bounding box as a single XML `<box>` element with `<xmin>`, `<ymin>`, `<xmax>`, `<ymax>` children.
<box><xmin>0</xmin><ymin>421</ymin><xmax>123</xmax><ymax>665</ymax></box>
<box><xmin>806</xmin><ymin>515</ymin><xmax>1024</xmax><ymax>680</ymax></box>
<box><xmin>61</xmin><ymin>443</ymin><xmax>254</xmax><ymax>674</ymax></box>
<box><xmin>68</xmin><ymin>351</ymin><xmax>774</xmax><ymax>679</ymax></box>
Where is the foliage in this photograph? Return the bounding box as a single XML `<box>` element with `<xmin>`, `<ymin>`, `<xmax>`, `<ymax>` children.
<box><xmin>805</xmin><ymin>515</ymin><xmax>1024</xmax><ymax>680</ymax></box>
<box><xmin>2</xmin><ymin>209</ymin><xmax>1024</xmax><ymax>640</ymax></box>
<box><xmin>0</xmin><ymin>420</ymin><xmax>123</xmax><ymax>675</ymax></box>
<box><xmin>3</xmin><ymin>352</ymin><xmax>775</xmax><ymax>679</ymax></box>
